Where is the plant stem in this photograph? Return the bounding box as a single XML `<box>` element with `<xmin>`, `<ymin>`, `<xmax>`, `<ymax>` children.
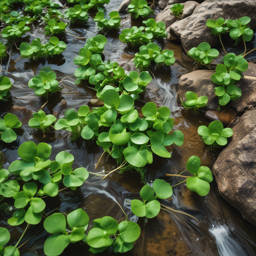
<box><xmin>161</xmin><ymin>204</ymin><xmax>198</xmax><ymax>221</ymax></box>
<box><xmin>59</xmin><ymin>75</ymin><xmax>75</xmax><ymax>84</ymax></box>
<box><xmin>15</xmin><ymin>224</ymin><xmax>30</xmax><ymax>247</ymax></box>
<box><xmin>58</xmin><ymin>187</ymin><xmax>69</xmax><ymax>193</ymax></box>
<box><xmin>88</xmin><ymin>171</ymin><xmax>105</xmax><ymax>177</ymax></box>
<box><xmin>102</xmin><ymin>161</ymin><xmax>127</xmax><ymax>180</ymax></box>
<box><xmin>243</xmin><ymin>76</ymin><xmax>256</xmax><ymax>80</ymax></box>
<box><xmin>95</xmin><ymin>151</ymin><xmax>105</xmax><ymax>169</ymax></box>
<box><xmin>165</xmin><ymin>174</ymin><xmax>190</xmax><ymax>178</ymax></box>
<box><xmin>5</xmin><ymin>45</ymin><xmax>12</xmax><ymax>74</ymax></box>
<box><xmin>66</xmin><ymin>31</ymin><xmax>86</xmax><ymax>40</ymax></box>
<box><xmin>40</xmin><ymin>100</ymin><xmax>48</xmax><ymax>110</ymax></box>
<box><xmin>172</xmin><ymin>179</ymin><xmax>187</xmax><ymax>187</ymax></box>
<box><xmin>115</xmin><ymin>200</ymin><xmax>128</xmax><ymax>221</ymax></box>
<box><xmin>219</xmin><ymin>34</ymin><xmax>227</xmax><ymax>55</ymax></box>
<box><xmin>243</xmin><ymin>36</ymin><xmax>247</xmax><ymax>55</ymax></box>
<box><xmin>244</xmin><ymin>47</ymin><xmax>256</xmax><ymax>57</ymax></box>
<box><xmin>17</xmin><ymin>229</ymin><xmax>42</xmax><ymax>249</ymax></box>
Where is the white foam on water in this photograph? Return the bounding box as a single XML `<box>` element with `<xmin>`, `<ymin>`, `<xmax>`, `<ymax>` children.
<box><xmin>209</xmin><ymin>225</ymin><xmax>247</xmax><ymax>256</ymax></box>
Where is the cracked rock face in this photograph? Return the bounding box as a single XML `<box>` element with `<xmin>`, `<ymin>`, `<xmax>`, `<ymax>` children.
<box><xmin>169</xmin><ymin>0</ymin><xmax>256</xmax><ymax>53</ymax></box>
<box><xmin>213</xmin><ymin>109</ymin><xmax>256</xmax><ymax>226</ymax></box>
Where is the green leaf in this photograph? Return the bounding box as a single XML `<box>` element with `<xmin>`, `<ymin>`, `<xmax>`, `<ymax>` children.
<box><xmin>18</xmin><ymin>142</ymin><xmax>38</xmax><ymax>162</ymax></box>
<box><xmin>44</xmin><ymin>234</ymin><xmax>70</xmax><ymax>256</ymax></box>
<box><xmin>81</xmin><ymin>125</ymin><xmax>94</xmax><ymax>140</ymax></box>
<box><xmin>131</xmin><ymin>199</ymin><xmax>160</xmax><ymax>218</ymax></box>
<box><xmin>163</xmin><ymin>130</ymin><xmax>184</xmax><ymax>146</ymax></box>
<box><xmin>87</xmin><ymin>228</ymin><xmax>113</xmax><ymax>248</ymax></box>
<box><xmin>118</xmin><ymin>221</ymin><xmax>141</xmax><ymax>243</ymax></box>
<box><xmin>44</xmin><ymin>213</ymin><xmax>66</xmax><ymax>234</ymax></box>
<box><xmin>101</xmin><ymin>88</ymin><xmax>120</xmax><ymax>109</ymax></box>
<box><xmin>186</xmin><ymin>177</ymin><xmax>210</xmax><ymax>196</ymax></box>
<box><xmin>63</xmin><ymin>167</ymin><xmax>89</xmax><ymax>187</ymax></box>
<box><xmin>67</xmin><ymin>208</ymin><xmax>89</xmax><ymax>229</ymax></box>
<box><xmin>70</xmin><ymin>227</ymin><xmax>85</xmax><ymax>243</ymax></box>
<box><xmin>123</xmin><ymin>146</ymin><xmax>148</xmax><ymax>168</ymax></box>
<box><xmin>153</xmin><ymin>179</ymin><xmax>172</xmax><ymax>199</ymax></box>
<box><xmin>0</xmin><ymin>180</ymin><xmax>20</xmax><ymax>198</ymax></box>
<box><xmin>43</xmin><ymin>183</ymin><xmax>59</xmax><ymax>197</ymax></box>
<box><xmin>142</xmin><ymin>102</ymin><xmax>157</xmax><ymax>117</ymax></box>
<box><xmin>0</xmin><ymin>227</ymin><xmax>10</xmax><ymax>246</ymax></box>
<box><xmin>140</xmin><ymin>184</ymin><xmax>155</xmax><ymax>201</ymax></box>
<box><xmin>130</xmin><ymin>133</ymin><xmax>149</xmax><ymax>145</ymax></box>
<box><xmin>109</xmin><ymin>120</ymin><xmax>131</xmax><ymax>145</ymax></box>
<box><xmin>23</xmin><ymin>182</ymin><xmax>37</xmax><ymax>197</ymax></box>
<box><xmin>24</xmin><ymin>206</ymin><xmax>42</xmax><ymax>225</ymax></box>
<box><xmin>3</xmin><ymin>246</ymin><xmax>20</xmax><ymax>256</ymax></box>
<box><xmin>31</xmin><ymin>198</ymin><xmax>46</xmax><ymax>213</ymax></box>
<box><xmin>93</xmin><ymin>216</ymin><xmax>118</xmax><ymax>235</ymax></box>
<box><xmin>186</xmin><ymin>155</ymin><xmax>201</xmax><ymax>174</ymax></box>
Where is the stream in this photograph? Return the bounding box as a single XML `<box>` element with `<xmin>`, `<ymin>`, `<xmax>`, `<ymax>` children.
<box><xmin>1</xmin><ymin>0</ymin><xmax>256</xmax><ymax>255</ymax></box>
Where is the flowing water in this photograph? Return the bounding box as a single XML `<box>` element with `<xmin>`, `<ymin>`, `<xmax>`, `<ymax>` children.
<box><xmin>1</xmin><ymin>1</ymin><xmax>256</xmax><ymax>255</ymax></box>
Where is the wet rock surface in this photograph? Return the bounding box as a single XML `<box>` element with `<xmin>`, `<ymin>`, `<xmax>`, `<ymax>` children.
<box><xmin>230</xmin><ymin>63</ymin><xmax>256</xmax><ymax>113</ymax></box>
<box><xmin>204</xmin><ymin>109</ymin><xmax>237</xmax><ymax>126</ymax></box>
<box><xmin>177</xmin><ymin>69</ymin><xmax>218</xmax><ymax>110</ymax></box>
<box><xmin>169</xmin><ymin>0</ymin><xmax>256</xmax><ymax>53</ymax></box>
<box><xmin>213</xmin><ymin>109</ymin><xmax>256</xmax><ymax>226</ymax></box>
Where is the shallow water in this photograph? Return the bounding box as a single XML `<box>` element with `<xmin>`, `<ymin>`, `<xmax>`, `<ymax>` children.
<box><xmin>1</xmin><ymin>1</ymin><xmax>256</xmax><ymax>255</ymax></box>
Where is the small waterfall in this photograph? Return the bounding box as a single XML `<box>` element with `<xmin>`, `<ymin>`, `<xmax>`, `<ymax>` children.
<box><xmin>209</xmin><ymin>225</ymin><xmax>247</xmax><ymax>256</ymax></box>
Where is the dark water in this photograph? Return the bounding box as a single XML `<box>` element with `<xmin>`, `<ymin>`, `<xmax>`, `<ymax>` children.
<box><xmin>1</xmin><ymin>1</ymin><xmax>256</xmax><ymax>255</ymax></box>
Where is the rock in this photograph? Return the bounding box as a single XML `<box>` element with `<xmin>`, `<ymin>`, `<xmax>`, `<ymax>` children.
<box><xmin>118</xmin><ymin>0</ymin><xmax>131</xmax><ymax>13</ymax></box>
<box><xmin>204</xmin><ymin>109</ymin><xmax>236</xmax><ymax>126</ymax></box>
<box><xmin>89</xmin><ymin>98</ymin><xmax>104</xmax><ymax>107</ymax></box>
<box><xmin>169</xmin><ymin>0</ymin><xmax>256</xmax><ymax>53</ymax></box>
<box><xmin>213</xmin><ymin>109</ymin><xmax>256</xmax><ymax>226</ymax></box>
<box><xmin>230</xmin><ymin>63</ymin><xmax>256</xmax><ymax>113</ymax></box>
<box><xmin>156</xmin><ymin>1</ymin><xmax>198</xmax><ymax>29</ymax></box>
<box><xmin>9</xmin><ymin>106</ymin><xmax>33</xmax><ymax>124</ymax></box>
<box><xmin>177</xmin><ymin>70</ymin><xmax>218</xmax><ymax>110</ymax></box>
<box><xmin>52</xmin><ymin>99</ymin><xmax>67</xmax><ymax>117</ymax></box>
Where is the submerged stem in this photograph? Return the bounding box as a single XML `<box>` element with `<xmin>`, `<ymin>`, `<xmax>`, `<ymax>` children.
<box><xmin>95</xmin><ymin>151</ymin><xmax>105</xmax><ymax>169</ymax></box>
<box><xmin>115</xmin><ymin>200</ymin><xmax>128</xmax><ymax>221</ymax></box>
<box><xmin>17</xmin><ymin>229</ymin><xmax>42</xmax><ymax>249</ymax></box>
<box><xmin>161</xmin><ymin>204</ymin><xmax>198</xmax><ymax>222</ymax></box>
<box><xmin>243</xmin><ymin>36</ymin><xmax>247</xmax><ymax>55</ymax></box>
<box><xmin>102</xmin><ymin>161</ymin><xmax>127</xmax><ymax>180</ymax></box>
<box><xmin>66</xmin><ymin>31</ymin><xmax>86</xmax><ymax>40</ymax></box>
<box><xmin>88</xmin><ymin>171</ymin><xmax>105</xmax><ymax>177</ymax></box>
<box><xmin>15</xmin><ymin>224</ymin><xmax>30</xmax><ymax>247</ymax></box>
<box><xmin>219</xmin><ymin>34</ymin><xmax>227</xmax><ymax>55</ymax></box>
<box><xmin>244</xmin><ymin>47</ymin><xmax>256</xmax><ymax>57</ymax></box>
<box><xmin>172</xmin><ymin>179</ymin><xmax>187</xmax><ymax>187</ymax></box>
<box><xmin>59</xmin><ymin>75</ymin><xmax>75</xmax><ymax>84</ymax></box>
<box><xmin>40</xmin><ymin>100</ymin><xmax>48</xmax><ymax>110</ymax></box>
<box><xmin>165</xmin><ymin>174</ymin><xmax>190</xmax><ymax>178</ymax></box>
<box><xmin>243</xmin><ymin>76</ymin><xmax>256</xmax><ymax>80</ymax></box>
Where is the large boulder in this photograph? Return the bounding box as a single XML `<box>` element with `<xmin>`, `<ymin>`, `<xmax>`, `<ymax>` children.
<box><xmin>177</xmin><ymin>70</ymin><xmax>218</xmax><ymax>110</ymax></box>
<box><xmin>169</xmin><ymin>0</ymin><xmax>256</xmax><ymax>53</ymax></box>
<box><xmin>156</xmin><ymin>1</ymin><xmax>199</xmax><ymax>28</ymax></box>
<box><xmin>230</xmin><ymin>63</ymin><xmax>256</xmax><ymax>113</ymax></box>
<box><xmin>213</xmin><ymin>109</ymin><xmax>256</xmax><ymax>226</ymax></box>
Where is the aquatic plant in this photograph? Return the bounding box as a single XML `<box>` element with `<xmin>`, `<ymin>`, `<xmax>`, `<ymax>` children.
<box><xmin>188</xmin><ymin>42</ymin><xmax>219</xmax><ymax>65</ymax></box>
<box><xmin>143</xmin><ymin>18</ymin><xmax>168</xmax><ymax>39</ymax></box>
<box><xmin>0</xmin><ymin>227</ymin><xmax>20</xmax><ymax>256</ymax></box>
<box><xmin>128</xmin><ymin>0</ymin><xmax>154</xmax><ymax>19</ymax></box>
<box><xmin>131</xmin><ymin>179</ymin><xmax>172</xmax><ymax>218</ymax></box>
<box><xmin>28</xmin><ymin>110</ymin><xmax>56</xmax><ymax>133</ymax></box>
<box><xmin>133</xmin><ymin>42</ymin><xmax>175</xmax><ymax>69</ymax></box>
<box><xmin>1</xmin><ymin>21</ymin><xmax>30</xmax><ymax>41</ymax></box>
<box><xmin>198</xmin><ymin>120</ymin><xmax>233</xmax><ymax>147</ymax></box>
<box><xmin>211</xmin><ymin>53</ymin><xmax>248</xmax><ymax>106</ymax></box>
<box><xmin>182</xmin><ymin>91</ymin><xmax>208</xmax><ymax>112</ymax></box>
<box><xmin>119</xmin><ymin>26</ymin><xmax>153</xmax><ymax>46</ymax></box>
<box><xmin>0</xmin><ymin>42</ymin><xmax>7</xmax><ymax>61</ymax></box>
<box><xmin>94</xmin><ymin>11</ymin><xmax>121</xmax><ymax>31</ymax></box>
<box><xmin>65</xmin><ymin>5</ymin><xmax>89</xmax><ymax>23</ymax></box>
<box><xmin>170</xmin><ymin>3</ymin><xmax>184</xmax><ymax>18</ymax></box>
<box><xmin>0</xmin><ymin>113</ymin><xmax>22</xmax><ymax>143</ymax></box>
<box><xmin>0</xmin><ymin>168</ymin><xmax>20</xmax><ymax>198</ymax></box>
<box><xmin>44</xmin><ymin>19</ymin><xmax>68</xmax><ymax>35</ymax></box>
<box><xmin>0</xmin><ymin>76</ymin><xmax>12</xmax><ymax>100</ymax></box>
<box><xmin>28</xmin><ymin>66</ymin><xmax>61</xmax><ymax>98</ymax></box>
<box><xmin>43</xmin><ymin>8</ymin><xmax>64</xmax><ymax>23</ymax></box>
<box><xmin>0</xmin><ymin>11</ymin><xmax>36</xmax><ymax>25</ymax></box>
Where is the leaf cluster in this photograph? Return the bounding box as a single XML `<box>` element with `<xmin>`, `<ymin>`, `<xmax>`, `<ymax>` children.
<box><xmin>94</xmin><ymin>11</ymin><xmax>121</xmax><ymax>31</ymax></box>
<box><xmin>0</xmin><ymin>11</ymin><xmax>36</xmax><ymax>25</ymax></box>
<box><xmin>20</xmin><ymin>37</ymin><xmax>67</xmax><ymax>59</ymax></box>
<box><xmin>134</xmin><ymin>42</ymin><xmax>175</xmax><ymax>69</ymax></box>
<box><xmin>185</xmin><ymin>156</ymin><xmax>213</xmax><ymax>196</ymax></box>
<box><xmin>211</xmin><ymin>53</ymin><xmax>248</xmax><ymax>106</ymax></box>
<box><xmin>207</xmin><ymin>16</ymin><xmax>253</xmax><ymax>44</ymax></box>
<box><xmin>1</xmin><ymin>21</ymin><xmax>30</xmax><ymax>41</ymax></box>
<box><xmin>28</xmin><ymin>66</ymin><xmax>61</xmax><ymax>98</ymax></box>
<box><xmin>128</xmin><ymin>0</ymin><xmax>154</xmax><ymax>19</ymax></box>
<box><xmin>87</xmin><ymin>216</ymin><xmax>141</xmax><ymax>254</ymax></box>
<box><xmin>198</xmin><ymin>120</ymin><xmax>233</xmax><ymax>147</ymax></box>
<box><xmin>188</xmin><ymin>42</ymin><xmax>219</xmax><ymax>65</ymax></box>
<box><xmin>43</xmin><ymin>8</ymin><xmax>64</xmax><ymax>23</ymax></box>
<box><xmin>131</xmin><ymin>179</ymin><xmax>172</xmax><ymax>218</ymax></box>
<box><xmin>43</xmin><ymin>209</ymin><xmax>89</xmax><ymax>256</ymax></box>
<box><xmin>24</xmin><ymin>0</ymin><xmax>60</xmax><ymax>15</ymax></box>
<box><xmin>0</xmin><ymin>227</ymin><xmax>20</xmax><ymax>256</ymax></box>
<box><xmin>143</xmin><ymin>18</ymin><xmax>168</xmax><ymax>39</ymax></box>
<box><xmin>182</xmin><ymin>91</ymin><xmax>208</xmax><ymax>112</ymax></box>
<box><xmin>83</xmin><ymin>0</ymin><xmax>110</xmax><ymax>11</ymax></box>
<box><xmin>45</xmin><ymin>18</ymin><xmax>68</xmax><ymax>35</ymax></box>
<box><xmin>0</xmin><ymin>76</ymin><xmax>12</xmax><ymax>101</ymax></box>
<box><xmin>28</xmin><ymin>110</ymin><xmax>56</xmax><ymax>133</ymax></box>
<box><xmin>170</xmin><ymin>3</ymin><xmax>184</xmax><ymax>18</ymax></box>
<box><xmin>65</xmin><ymin>5</ymin><xmax>89</xmax><ymax>23</ymax></box>
<box><xmin>0</xmin><ymin>113</ymin><xmax>22</xmax><ymax>143</ymax></box>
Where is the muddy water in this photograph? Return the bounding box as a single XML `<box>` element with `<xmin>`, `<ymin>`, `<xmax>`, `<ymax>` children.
<box><xmin>1</xmin><ymin>1</ymin><xmax>256</xmax><ymax>255</ymax></box>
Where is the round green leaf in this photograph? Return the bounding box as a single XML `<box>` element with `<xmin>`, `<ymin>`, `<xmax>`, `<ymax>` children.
<box><xmin>140</xmin><ymin>184</ymin><xmax>155</xmax><ymax>201</ymax></box>
<box><xmin>118</xmin><ymin>221</ymin><xmax>141</xmax><ymax>243</ymax></box>
<box><xmin>24</xmin><ymin>206</ymin><xmax>42</xmax><ymax>225</ymax></box>
<box><xmin>44</xmin><ymin>234</ymin><xmax>70</xmax><ymax>256</ymax></box>
<box><xmin>186</xmin><ymin>155</ymin><xmax>201</xmax><ymax>174</ymax></box>
<box><xmin>0</xmin><ymin>227</ymin><xmax>10</xmax><ymax>246</ymax></box>
<box><xmin>44</xmin><ymin>213</ymin><xmax>66</xmax><ymax>234</ymax></box>
<box><xmin>153</xmin><ymin>179</ymin><xmax>173</xmax><ymax>199</ymax></box>
<box><xmin>67</xmin><ymin>208</ymin><xmax>89</xmax><ymax>229</ymax></box>
<box><xmin>186</xmin><ymin>177</ymin><xmax>210</xmax><ymax>196</ymax></box>
<box><xmin>130</xmin><ymin>133</ymin><xmax>149</xmax><ymax>145</ymax></box>
<box><xmin>123</xmin><ymin>146</ymin><xmax>148</xmax><ymax>168</ymax></box>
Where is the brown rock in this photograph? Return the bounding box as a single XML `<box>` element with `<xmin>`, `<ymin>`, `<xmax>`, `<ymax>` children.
<box><xmin>169</xmin><ymin>0</ymin><xmax>256</xmax><ymax>53</ymax></box>
<box><xmin>9</xmin><ymin>106</ymin><xmax>33</xmax><ymax>124</ymax></box>
<box><xmin>118</xmin><ymin>0</ymin><xmax>131</xmax><ymax>13</ymax></box>
<box><xmin>230</xmin><ymin>63</ymin><xmax>256</xmax><ymax>113</ymax></box>
<box><xmin>213</xmin><ymin>109</ymin><xmax>256</xmax><ymax>226</ymax></box>
<box><xmin>89</xmin><ymin>98</ymin><xmax>104</xmax><ymax>107</ymax></box>
<box><xmin>204</xmin><ymin>109</ymin><xmax>237</xmax><ymax>126</ymax></box>
<box><xmin>177</xmin><ymin>70</ymin><xmax>218</xmax><ymax>110</ymax></box>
